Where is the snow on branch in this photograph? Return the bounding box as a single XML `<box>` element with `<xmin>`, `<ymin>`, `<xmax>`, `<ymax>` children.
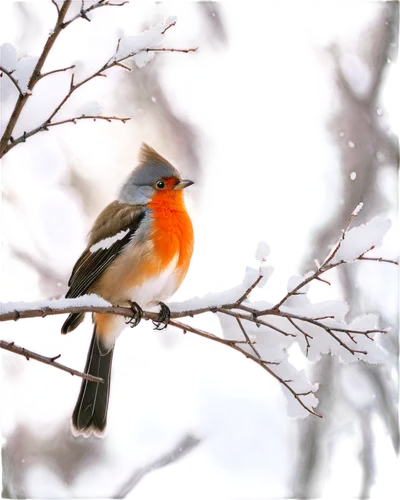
<box><xmin>0</xmin><ymin>1</ymin><xmax>197</xmax><ymax>158</ymax></box>
<box><xmin>1</xmin><ymin>208</ymin><xmax>397</xmax><ymax>418</ymax></box>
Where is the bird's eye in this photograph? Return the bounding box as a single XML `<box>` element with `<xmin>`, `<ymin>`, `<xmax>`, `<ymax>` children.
<box><xmin>156</xmin><ymin>180</ymin><xmax>166</xmax><ymax>189</ymax></box>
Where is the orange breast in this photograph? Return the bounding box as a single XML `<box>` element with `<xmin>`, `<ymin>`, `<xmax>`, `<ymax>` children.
<box><xmin>148</xmin><ymin>188</ymin><xmax>194</xmax><ymax>286</ymax></box>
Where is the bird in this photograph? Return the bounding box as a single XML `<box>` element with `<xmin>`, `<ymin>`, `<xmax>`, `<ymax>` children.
<box><xmin>61</xmin><ymin>143</ymin><xmax>194</xmax><ymax>437</ymax></box>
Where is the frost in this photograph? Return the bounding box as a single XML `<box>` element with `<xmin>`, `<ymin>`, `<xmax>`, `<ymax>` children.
<box><xmin>333</xmin><ymin>217</ymin><xmax>391</xmax><ymax>263</ymax></box>
<box><xmin>133</xmin><ymin>51</ymin><xmax>154</xmax><ymax>68</ymax></box>
<box><xmin>1</xmin><ymin>43</ymin><xmax>17</xmax><ymax>71</ymax></box>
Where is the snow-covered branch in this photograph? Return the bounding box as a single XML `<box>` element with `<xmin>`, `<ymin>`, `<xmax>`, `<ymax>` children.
<box><xmin>0</xmin><ymin>0</ymin><xmax>73</xmax><ymax>157</ymax></box>
<box><xmin>271</xmin><ymin>203</ymin><xmax>395</xmax><ymax>310</ymax></box>
<box><xmin>1</xmin><ymin>207</ymin><xmax>397</xmax><ymax>418</ymax></box>
<box><xmin>60</xmin><ymin>0</ymin><xmax>129</xmax><ymax>28</ymax></box>
<box><xmin>0</xmin><ymin>1</ymin><xmax>197</xmax><ymax>158</ymax></box>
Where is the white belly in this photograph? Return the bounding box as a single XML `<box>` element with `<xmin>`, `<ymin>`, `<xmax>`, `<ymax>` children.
<box><xmin>129</xmin><ymin>253</ymin><xmax>179</xmax><ymax>309</ymax></box>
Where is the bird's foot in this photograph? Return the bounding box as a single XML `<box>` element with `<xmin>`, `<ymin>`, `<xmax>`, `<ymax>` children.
<box><xmin>152</xmin><ymin>302</ymin><xmax>171</xmax><ymax>330</ymax></box>
<box><xmin>125</xmin><ymin>301</ymin><xmax>143</xmax><ymax>328</ymax></box>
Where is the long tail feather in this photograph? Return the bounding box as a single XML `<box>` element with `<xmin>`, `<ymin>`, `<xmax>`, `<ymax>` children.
<box><xmin>72</xmin><ymin>328</ymin><xmax>114</xmax><ymax>437</ymax></box>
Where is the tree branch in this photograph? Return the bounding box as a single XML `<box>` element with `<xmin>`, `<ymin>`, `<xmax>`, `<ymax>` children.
<box><xmin>272</xmin><ymin>204</ymin><xmax>397</xmax><ymax>311</ymax></box>
<box><xmin>0</xmin><ymin>340</ymin><xmax>104</xmax><ymax>383</ymax></box>
<box><xmin>235</xmin><ymin>274</ymin><xmax>264</xmax><ymax>305</ymax></box>
<box><xmin>0</xmin><ymin>209</ymin><xmax>396</xmax><ymax>416</ymax></box>
<box><xmin>38</xmin><ymin>64</ymin><xmax>75</xmax><ymax>81</ymax></box>
<box><xmin>1</xmin><ymin>22</ymin><xmax>197</xmax><ymax>156</ymax></box>
<box><xmin>0</xmin><ymin>0</ymin><xmax>73</xmax><ymax>157</ymax></box>
<box><xmin>7</xmin><ymin>115</ymin><xmax>130</xmax><ymax>149</ymax></box>
<box><xmin>61</xmin><ymin>0</ymin><xmax>129</xmax><ymax>28</ymax></box>
<box><xmin>146</xmin><ymin>47</ymin><xmax>198</xmax><ymax>53</ymax></box>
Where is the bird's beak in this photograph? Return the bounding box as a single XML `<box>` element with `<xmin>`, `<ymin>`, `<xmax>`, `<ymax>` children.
<box><xmin>174</xmin><ymin>179</ymin><xmax>194</xmax><ymax>190</ymax></box>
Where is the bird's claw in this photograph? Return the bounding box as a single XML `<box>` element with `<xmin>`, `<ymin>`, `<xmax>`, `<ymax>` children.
<box><xmin>125</xmin><ymin>301</ymin><xmax>143</xmax><ymax>328</ymax></box>
<box><xmin>152</xmin><ymin>302</ymin><xmax>171</xmax><ymax>330</ymax></box>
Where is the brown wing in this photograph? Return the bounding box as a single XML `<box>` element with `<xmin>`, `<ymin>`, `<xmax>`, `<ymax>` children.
<box><xmin>66</xmin><ymin>202</ymin><xmax>147</xmax><ymax>299</ymax></box>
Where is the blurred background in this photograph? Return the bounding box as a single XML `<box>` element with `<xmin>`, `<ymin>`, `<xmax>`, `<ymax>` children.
<box><xmin>0</xmin><ymin>1</ymin><xmax>398</xmax><ymax>498</ymax></box>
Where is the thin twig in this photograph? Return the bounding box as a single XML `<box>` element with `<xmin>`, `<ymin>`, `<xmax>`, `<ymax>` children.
<box><xmin>271</xmin><ymin>204</ymin><xmax>370</xmax><ymax>311</ymax></box>
<box><xmin>315</xmin><ymin>276</ymin><xmax>331</xmax><ymax>285</ymax></box>
<box><xmin>38</xmin><ymin>64</ymin><xmax>75</xmax><ymax>80</ymax></box>
<box><xmin>275</xmin><ymin>312</ymin><xmax>368</xmax><ymax>356</ymax></box>
<box><xmin>161</xmin><ymin>21</ymin><xmax>176</xmax><ymax>35</ymax></box>
<box><xmin>235</xmin><ymin>275</ymin><xmax>264</xmax><ymax>305</ymax></box>
<box><xmin>0</xmin><ymin>340</ymin><xmax>104</xmax><ymax>382</ymax></box>
<box><xmin>358</xmin><ymin>256</ymin><xmax>398</xmax><ymax>265</ymax></box>
<box><xmin>288</xmin><ymin>317</ymin><xmax>312</xmax><ymax>356</ymax></box>
<box><xmin>274</xmin><ymin>206</ymin><xmax>357</xmax><ymax>310</ymax></box>
<box><xmin>115</xmin><ymin>62</ymin><xmax>131</xmax><ymax>71</ymax></box>
<box><xmin>50</xmin><ymin>0</ymin><xmax>60</xmax><ymax>14</ymax></box>
<box><xmin>8</xmin><ymin>115</ymin><xmax>130</xmax><ymax>149</ymax></box>
<box><xmin>0</xmin><ymin>66</ymin><xmax>26</xmax><ymax>97</ymax></box>
<box><xmin>219</xmin><ymin>307</ymin><xmax>296</xmax><ymax>337</ymax></box>
<box><xmin>235</xmin><ymin>317</ymin><xmax>262</xmax><ymax>359</ymax></box>
<box><xmin>320</xmin><ymin>203</ymin><xmax>363</xmax><ymax>267</ymax></box>
<box><xmin>146</xmin><ymin>47</ymin><xmax>198</xmax><ymax>53</ymax></box>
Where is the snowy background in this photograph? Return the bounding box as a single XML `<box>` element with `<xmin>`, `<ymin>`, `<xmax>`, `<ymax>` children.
<box><xmin>0</xmin><ymin>1</ymin><xmax>398</xmax><ymax>498</ymax></box>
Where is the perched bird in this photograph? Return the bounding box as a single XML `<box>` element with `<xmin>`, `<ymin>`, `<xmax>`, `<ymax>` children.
<box><xmin>61</xmin><ymin>143</ymin><xmax>194</xmax><ymax>437</ymax></box>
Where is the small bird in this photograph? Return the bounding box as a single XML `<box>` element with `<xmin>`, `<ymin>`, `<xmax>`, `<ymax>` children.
<box><xmin>61</xmin><ymin>143</ymin><xmax>194</xmax><ymax>437</ymax></box>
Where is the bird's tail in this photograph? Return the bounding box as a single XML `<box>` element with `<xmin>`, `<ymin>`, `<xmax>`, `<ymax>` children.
<box><xmin>72</xmin><ymin>327</ymin><xmax>114</xmax><ymax>437</ymax></box>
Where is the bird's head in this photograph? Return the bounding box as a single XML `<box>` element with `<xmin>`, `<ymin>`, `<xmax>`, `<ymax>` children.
<box><xmin>119</xmin><ymin>143</ymin><xmax>194</xmax><ymax>206</ymax></box>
